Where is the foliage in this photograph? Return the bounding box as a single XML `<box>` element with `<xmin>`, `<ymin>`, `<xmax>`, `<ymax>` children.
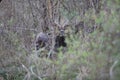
<box><xmin>0</xmin><ymin>0</ymin><xmax>120</xmax><ymax>80</ymax></box>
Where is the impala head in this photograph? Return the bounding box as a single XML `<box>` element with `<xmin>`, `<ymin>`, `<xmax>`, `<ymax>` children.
<box><xmin>54</xmin><ymin>18</ymin><xmax>69</xmax><ymax>36</ymax></box>
<box><xmin>53</xmin><ymin>18</ymin><xmax>69</xmax><ymax>50</ymax></box>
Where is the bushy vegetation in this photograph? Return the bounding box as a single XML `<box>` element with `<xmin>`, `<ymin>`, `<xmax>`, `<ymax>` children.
<box><xmin>0</xmin><ymin>0</ymin><xmax>120</xmax><ymax>80</ymax></box>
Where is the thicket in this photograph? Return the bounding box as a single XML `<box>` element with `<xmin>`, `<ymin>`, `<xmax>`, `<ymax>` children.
<box><xmin>0</xmin><ymin>0</ymin><xmax>120</xmax><ymax>80</ymax></box>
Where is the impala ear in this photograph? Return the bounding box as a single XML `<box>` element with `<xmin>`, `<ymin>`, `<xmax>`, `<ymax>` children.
<box><xmin>64</xmin><ymin>24</ymin><xmax>70</xmax><ymax>29</ymax></box>
<box><xmin>52</xmin><ymin>22</ymin><xmax>58</xmax><ymax>27</ymax></box>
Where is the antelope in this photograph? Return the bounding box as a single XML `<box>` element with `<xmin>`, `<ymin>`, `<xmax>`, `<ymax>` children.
<box><xmin>53</xmin><ymin>18</ymin><xmax>69</xmax><ymax>52</ymax></box>
<box><xmin>35</xmin><ymin>32</ymin><xmax>49</xmax><ymax>50</ymax></box>
<box><xmin>35</xmin><ymin>17</ymin><xmax>69</xmax><ymax>58</ymax></box>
